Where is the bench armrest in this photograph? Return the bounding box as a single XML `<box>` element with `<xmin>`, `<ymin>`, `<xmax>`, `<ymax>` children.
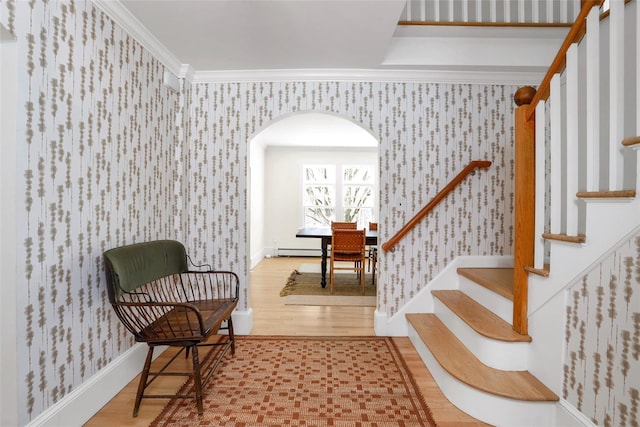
<box><xmin>112</xmin><ymin>301</ymin><xmax>208</xmax><ymax>343</ymax></box>
<box><xmin>180</xmin><ymin>271</ymin><xmax>240</xmax><ymax>303</ymax></box>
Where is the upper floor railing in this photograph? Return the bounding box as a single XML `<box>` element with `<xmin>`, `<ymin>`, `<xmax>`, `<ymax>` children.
<box><xmin>400</xmin><ymin>0</ymin><xmax>582</xmax><ymax>25</ymax></box>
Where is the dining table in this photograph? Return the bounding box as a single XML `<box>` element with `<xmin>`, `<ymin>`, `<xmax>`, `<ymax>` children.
<box><xmin>295</xmin><ymin>226</ymin><xmax>378</xmax><ymax>288</ymax></box>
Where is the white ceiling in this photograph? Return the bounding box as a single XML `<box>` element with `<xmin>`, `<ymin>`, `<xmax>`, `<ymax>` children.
<box><xmin>109</xmin><ymin>0</ymin><xmax>568</xmax><ymax>79</ymax></box>
<box><xmin>108</xmin><ymin>0</ymin><xmax>569</xmax><ymax>147</ymax></box>
<box><xmin>120</xmin><ymin>0</ymin><xmax>407</xmax><ymax>71</ymax></box>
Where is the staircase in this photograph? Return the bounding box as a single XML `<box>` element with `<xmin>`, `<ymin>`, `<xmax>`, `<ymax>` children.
<box><xmin>407</xmin><ymin>268</ymin><xmax>559</xmax><ymax>426</ymax></box>
<box><xmin>402</xmin><ymin>1</ymin><xmax>640</xmax><ymax>426</ymax></box>
<box><xmin>406</xmin><ymin>147</ymin><xmax>640</xmax><ymax>426</ymax></box>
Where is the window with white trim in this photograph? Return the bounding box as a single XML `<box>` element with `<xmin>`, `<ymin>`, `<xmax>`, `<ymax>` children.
<box><xmin>303</xmin><ymin>164</ymin><xmax>375</xmax><ymax>228</ymax></box>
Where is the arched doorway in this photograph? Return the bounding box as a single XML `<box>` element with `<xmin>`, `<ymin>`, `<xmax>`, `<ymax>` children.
<box><xmin>246</xmin><ymin>111</ymin><xmax>379</xmax><ymax>330</ymax></box>
<box><xmin>248</xmin><ymin>111</ymin><xmax>379</xmax><ymax>267</ymax></box>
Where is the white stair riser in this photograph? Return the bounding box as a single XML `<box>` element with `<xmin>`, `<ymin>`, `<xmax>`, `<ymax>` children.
<box><xmin>408</xmin><ymin>323</ymin><xmax>557</xmax><ymax>427</ymax></box>
<box><xmin>458</xmin><ymin>276</ymin><xmax>513</xmax><ymax>323</ymax></box>
<box><xmin>434</xmin><ymin>298</ymin><xmax>529</xmax><ymax>370</ymax></box>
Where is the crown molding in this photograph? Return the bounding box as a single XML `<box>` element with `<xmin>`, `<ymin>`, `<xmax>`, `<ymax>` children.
<box><xmin>191</xmin><ymin>68</ymin><xmax>544</xmax><ymax>85</ymax></box>
<box><xmin>91</xmin><ymin>0</ymin><xmax>184</xmax><ymax>77</ymax></box>
<box><xmin>179</xmin><ymin>64</ymin><xmax>196</xmax><ymax>82</ymax></box>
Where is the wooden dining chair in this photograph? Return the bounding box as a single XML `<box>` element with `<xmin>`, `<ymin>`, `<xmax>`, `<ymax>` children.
<box><xmin>368</xmin><ymin>222</ymin><xmax>378</xmax><ymax>285</ymax></box>
<box><xmin>330</xmin><ymin>228</ymin><xmax>366</xmax><ymax>294</ymax></box>
<box><xmin>331</xmin><ymin>221</ymin><xmax>357</xmax><ymax>230</ymax></box>
<box><xmin>331</xmin><ymin>221</ymin><xmax>360</xmax><ymax>270</ymax></box>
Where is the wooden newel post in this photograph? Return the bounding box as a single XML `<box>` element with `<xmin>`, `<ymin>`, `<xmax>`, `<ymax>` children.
<box><xmin>512</xmin><ymin>86</ymin><xmax>536</xmax><ymax>335</ymax></box>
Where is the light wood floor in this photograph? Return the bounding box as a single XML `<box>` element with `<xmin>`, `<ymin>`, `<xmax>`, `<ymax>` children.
<box><xmin>85</xmin><ymin>257</ymin><xmax>486</xmax><ymax>426</ymax></box>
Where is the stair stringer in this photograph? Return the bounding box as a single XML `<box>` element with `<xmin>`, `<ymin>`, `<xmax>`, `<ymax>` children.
<box><xmin>527</xmin><ymin>143</ymin><xmax>640</xmax><ymax>321</ymax></box>
<box><xmin>376</xmin><ymin>255</ymin><xmax>513</xmax><ymax>336</ymax></box>
<box><xmin>525</xmin><ymin>221</ymin><xmax>640</xmax><ymax>398</ymax></box>
<box><xmin>528</xmin><ymin>198</ymin><xmax>640</xmax><ymax>315</ymax></box>
<box><xmin>522</xmin><ymin>139</ymin><xmax>640</xmax><ymax>416</ymax></box>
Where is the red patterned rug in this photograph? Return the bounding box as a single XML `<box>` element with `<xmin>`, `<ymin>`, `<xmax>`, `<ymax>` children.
<box><xmin>151</xmin><ymin>336</ymin><xmax>436</xmax><ymax>426</ymax></box>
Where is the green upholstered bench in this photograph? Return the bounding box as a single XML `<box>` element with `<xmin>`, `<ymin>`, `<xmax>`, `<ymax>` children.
<box><xmin>103</xmin><ymin>239</ymin><xmax>238</xmax><ymax>416</ymax></box>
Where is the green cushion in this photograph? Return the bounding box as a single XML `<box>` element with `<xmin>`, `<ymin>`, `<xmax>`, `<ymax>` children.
<box><xmin>104</xmin><ymin>240</ymin><xmax>188</xmax><ymax>301</ymax></box>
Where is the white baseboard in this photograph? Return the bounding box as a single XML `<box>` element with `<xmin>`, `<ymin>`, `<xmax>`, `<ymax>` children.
<box><xmin>231</xmin><ymin>308</ymin><xmax>254</xmax><ymax>335</ymax></box>
<box><xmin>26</xmin><ymin>343</ymin><xmax>154</xmax><ymax>427</ymax></box>
<box><xmin>250</xmin><ymin>250</ymin><xmax>267</xmax><ymax>269</ymax></box>
<box><xmin>555</xmin><ymin>399</ymin><xmax>597</xmax><ymax>427</ymax></box>
<box><xmin>26</xmin><ymin>309</ymin><xmax>254</xmax><ymax>427</ymax></box>
<box><xmin>374</xmin><ymin>310</ymin><xmax>388</xmax><ymax>336</ymax></box>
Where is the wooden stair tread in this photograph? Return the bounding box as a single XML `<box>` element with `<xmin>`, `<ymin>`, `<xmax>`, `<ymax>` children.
<box><xmin>525</xmin><ymin>264</ymin><xmax>550</xmax><ymax>277</ymax></box>
<box><xmin>622</xmin><ymin>136</ymin><xmax>640</xmax><ymax>147</ymax></box>
<box><xmin>432</xmin><ymin>290</ymin><xmax>531</xmax><ymax>343</ymax></box>
<box><xmin>576</xmin><ymin>189</ymin><xmax>636</xmax><ymax>198</ymax></box>
<box><xmin>456</xmin><ymin>268</ymin><xmax>514</xmax><ymax>300</ymax></box>
<box><xmin>407</xmin><ymin>313</ymin><xmax>558</xmax><ymax>402</ymax></box>
<box><xmin>542</xmin><ymin>233</ymin><xmax>586</xmax><ymax>244</ymax></box>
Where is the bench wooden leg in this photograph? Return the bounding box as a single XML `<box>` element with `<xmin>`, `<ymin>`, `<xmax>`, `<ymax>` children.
<box><xmin>191</xmin><ymin>345</ymin><xmax>204</xmax><ymax>415</ymax></box>
<box><xmin>133</xmin><ymin>346</ymin><xmax>154</xmax><ymax>417</ymax></box>
<box><xmin>227</xmin><ymin>318</ymin><xmax>236</xmax><ymax>355</ymax></box>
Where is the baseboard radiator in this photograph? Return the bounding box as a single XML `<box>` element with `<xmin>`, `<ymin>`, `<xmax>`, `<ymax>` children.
<box><xmin>275</xmin><ymin>248</ymin><xmax>322</xmax><ymax>257</ymax></box>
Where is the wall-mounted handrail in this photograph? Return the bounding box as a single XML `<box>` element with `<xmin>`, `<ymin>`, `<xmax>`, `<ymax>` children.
<box><xmin>526</xmin><ymin>0</ymin><xmax>604</xmax><ymax>120</ymax></box>
<box><xmin>381</xmin><ymin>160</ymin><xmax>491</xmax><ymax>252</ymax></box>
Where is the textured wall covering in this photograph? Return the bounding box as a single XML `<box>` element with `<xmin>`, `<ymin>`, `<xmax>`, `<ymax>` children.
<box><xmin>185</xmin><ymin>82</ymin><xmax>517</xmax><ymax>314</ymax></box>
<box><xmin>0</xmin><ymin>0</ymin><xmax>181</xmax><ymax>423</ymax></box>
<box><xmin>564</xmin><ymin>232</ymin><xmax>640</xmax><ymax>427</ymax></box>
<box><xmin>2</xmin><ymin>0</ymin><xmax>520</xmax><ymax>424</ymax></box>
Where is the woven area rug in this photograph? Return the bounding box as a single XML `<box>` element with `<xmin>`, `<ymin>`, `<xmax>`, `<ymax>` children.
<box><xmin>280</xmin><ymin>269</ymin><xmax>376</xmax><ymax>307</ymax></box>
<box><xmin>151</xmin><ymin>336</ymin><xmax>436</xmax><ymax>426</ymax></box>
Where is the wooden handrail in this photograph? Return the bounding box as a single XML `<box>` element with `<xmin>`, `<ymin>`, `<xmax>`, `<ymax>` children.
<box><xmin>526</xmin><ymin>0</ymin><xmax>603</xmax><ymax>121</ymax></box>
<box><xmin>381</xmin><ymin>160</ymin><xmax>492</xmax><ymax>252</ymax></box>
<box><xmin>398</xmin><ymin>21</ymin><xmax>572</xmax><ymax>28</ymax></box>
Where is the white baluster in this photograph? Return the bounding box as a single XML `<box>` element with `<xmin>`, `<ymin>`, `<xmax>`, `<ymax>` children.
<box><xmin>518</xmin><ymin>0</ymin><xmax>525</xmax><ymax>23</ymax></box>
<box><xmin>546</xmin><ymin>0</ymin><xmax>554</xmax><ymax>23</ymax></box>
<box><xmin>434</xmin><ymin>0</ymin><xmax>440</xmax><ymax>22</ymax></box>
<box><xmin>534</xmin><ymin>101</ymin><xmax>546</xmax><ymax>269</ymax></box>
<box><xmin>550</xmin><ymin>74</ymin><xmax>562</xmax><ymax>235</ymax></box>
<box><xmin>504</xmin><ymin>0</ymin><xmax>511</xmax><ymax>23</ymax></box>
<box><xmin>462</xmin><ymin>0</ymin><xmax>469</xmax><ymax>22</ymax></box>
<box><xmin>572</xmin><ymin>0</ymin><xmax>581</xmax><ymax>23</ymax></box>
<box><xmin>532</xmin><ymin>0</ymin><xmax>539</xmax><ymax>24</ymax></box>
<box><xmin>560</xmin><ymin>0</ymin><xmax>568</xmax><ymax>23</ymax></box>
<box><xmin>585</xmin><ymin>7</ymin><xmax>600</xmax><ymax>191</ymax></box>
<box><xmin>566</xmin><ymin>44</ymin><xmax>579</xmax><ymax>236</ymax></box>
<box><xmin>447</xmin><ymin>0</ymin><xmax>454</xmax><ymax>21</ymax></box>
<box><xmin>609</xmin><ymin>0</ymin><xmax>624</xmax><ymax>190</ymax></box>
<box><xmin>490</xmin><ymin>0</ymin><xmax>497</xmax><ymax>22</ymax></box>
<box><xmin>476</xmin><ymin>0</ymin><xmax>482</xmax><ymax>22</ymax></box>
<box><xmin>405</xmin><ymin>0</ymin><xmax>412</xmax><ymax>21</ymax></box>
